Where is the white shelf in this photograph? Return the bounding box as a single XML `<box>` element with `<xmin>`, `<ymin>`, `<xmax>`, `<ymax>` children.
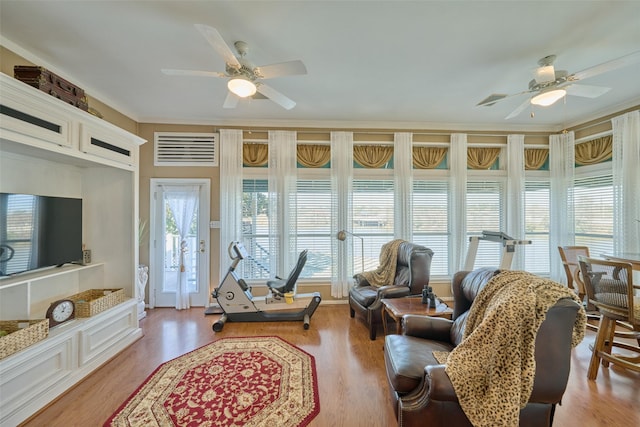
<box><xmin>0</xmin><ymin>299</ymin><xmax>142</xmax><ymax>427</ymax></box>
<box><xmin>0</xmin><ymin>72</ymin><xmax>145</xmax><ymax>425</ymax></box>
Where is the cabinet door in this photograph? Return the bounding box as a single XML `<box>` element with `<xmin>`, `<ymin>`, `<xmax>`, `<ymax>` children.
<box><xmin>0</xmin><ymin>335</ymin><xmax>76</xmax><ymax>426</ymax></box>
<box><xmin>1</xmin><ymin>91</ymin><xmax>74</xmax><ymax>149</ymax></box>
<box><xmin>78</xmin><ymin>300</ymin><xmax>139</xmax><ymax>366</ymax></box>
<box><xmin>79</xmin><ymin>122</ymin><xmax>137</xmax><ymax>166</ymax></box>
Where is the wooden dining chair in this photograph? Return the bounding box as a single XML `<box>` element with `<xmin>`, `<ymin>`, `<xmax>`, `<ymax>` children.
<box><xmin>558</xmin><ymin>246</ymin><xmax>637</xmax><ymax>338</ymax></box>
<box><xmin>558</xmin><ymin>246</ymin><xmax>600</xmax><ymax>332</ymax></box>
<box><xmin>578</xmin><ymin>257</ymin><xmax>640</xmax><ymax>380</ymax></box>
<box><xmin>558</xmin><ymin>246</ymin><xmax>591</xmax><ymax>306</ymax></box>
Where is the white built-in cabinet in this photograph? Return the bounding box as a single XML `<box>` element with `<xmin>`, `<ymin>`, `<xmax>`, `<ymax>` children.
<box><xmin>0</xmin><ymin>72</ymin><xmax>145</xmax><ymax>426</ymax></box>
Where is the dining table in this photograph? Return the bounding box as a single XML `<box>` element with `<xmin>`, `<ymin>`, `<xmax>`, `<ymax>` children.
<box><xmin>601</xmin><ymin>253</ymin><xmax>640</xmax><ymax>291</ymax></box>
<box><xmin>601</xmin><ymin>253</ymin><xmax>640</xmax><ymax>271</ymax></box>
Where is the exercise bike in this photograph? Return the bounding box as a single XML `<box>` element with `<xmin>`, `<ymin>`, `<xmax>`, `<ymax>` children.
<box><xmin>211</xmin><ymin>241</ymin><xmax>322</xmax><ymax>332</ymax></box>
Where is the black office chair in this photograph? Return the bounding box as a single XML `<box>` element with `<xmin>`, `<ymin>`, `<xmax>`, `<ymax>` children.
<box><xmin>267</xmin><ymin>249</ymin><xmax>308</xmax><ymax>296</ymax></box>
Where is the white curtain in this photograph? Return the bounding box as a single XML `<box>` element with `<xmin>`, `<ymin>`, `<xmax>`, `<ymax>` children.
<box><xmin>163</xmin><ymin>185</ymin><xmax>199</xmax><ymax>310</ymax></box>
<box><xmin>549</xmin><ymin>131</ymin><xmax>575</xmax><ymax>283</ymax></box>
<box><xmin>219</xmin><ymin>129</ymin><xmax>243</xmax><ymax>283</ymax></box>
<box><xmin>450</xmin><ymin>133</ymin><xmax>468</xmax><ymax>272</ymax></box>
<box><xmin>268</xmin><ymin>131</ymin><xmax>297</xmax><ymax>278</ymax></box>
<box><xmin>506</xmin><ymin>134</ymin><xmax>525</xmax><ymax>269</ymax></box>
<box><xmin>611</xmin><ymin>110</ymin><xmax>640</xmax><ymax>255</ymax></box>
<box><xmin>394</xmin><ymin>132</ymin><xmax>413</xmax><ymax>240</ymax></box>
<box><xmin>331</xmin><ymin>131</ymin><xmax>354</xmax><ymax>298</ymax></box>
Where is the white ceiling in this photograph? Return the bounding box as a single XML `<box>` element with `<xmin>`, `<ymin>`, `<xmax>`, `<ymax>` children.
<box><xmin>1</xmin><ymin>1</ymin><xmax>639</xmax><ymax>132</ymax></box>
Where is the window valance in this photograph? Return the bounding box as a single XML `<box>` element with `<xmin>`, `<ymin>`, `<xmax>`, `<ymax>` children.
<box><xmin>413</xmin><ymin>146</ymin><xmax>447</xmax><ymax>169</ymax></box>
<box><xmin>524</xmin><ymin>148</ymin><xmax>549</xmax><ymax>170</ymax></box>
<box><xmin>297</xmin><ymin>144</ymin><xmax>331</xmax><ymax>167</ymax></box>
<box><xmin>467</xmin><ymin>147</ymin><xmax>500</xmax><ymax>169</ymax></box>
<box><xmin>575</xmin><ymin>135</ymin><xmax>612</xmax><ymax>165</ymax></box>
<box><xmin>243</xmin><ymin>143</ymin><xmax>268</xmax><ymax>166</ymax></box>
<box><xmin>353</xmin><ymin>145</ymin><xmax>393</xmax><ymax>168</ymax></box>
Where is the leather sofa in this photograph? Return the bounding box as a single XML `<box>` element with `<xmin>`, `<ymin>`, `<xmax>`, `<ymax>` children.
<box><xmin>384</xmin><ymin>267</ymin><xmax>582</xmax><ymax>427</ymax></box>
<box><xmin>349</xmin><ymin>241</ymin><xmax>433</xmax><ymax>340</ymax></box>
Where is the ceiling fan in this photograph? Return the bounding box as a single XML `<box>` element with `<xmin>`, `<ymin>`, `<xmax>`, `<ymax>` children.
<box><xmin>162</xmin><ymin>24</ymin><xmax>307</xmax><ymax>110</ymax></box>
<box><xmin>477</xmin><ymin>51</ymin><xmax>640</xmax><ymax>119</ymax></box>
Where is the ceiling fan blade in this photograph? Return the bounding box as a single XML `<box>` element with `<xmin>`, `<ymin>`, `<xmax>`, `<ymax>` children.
<box><xmin>566</xmin><ymin>84</ymin><xmax>611</xmax><ymax>98</ymax></box>
<box><xmin>477</xmin><ymin>90</ymin><xmax>531</xmax><ymax>107</ymax></box>
<box><xmin>256</xmin><ymin>83</ymin><xmax>296</xmax><ymax>110</ymax></box>
<box><xmin>223</xmin><ymin>92</ymin><xmax>239</xmax><ymax>109</ymax></box>
<box><xmin>194</xmin><ymin>24</ymin><xmax>241</xmax><ymax>69</ymax></box>
<box><xmin>505</xmin><ymin>98</ymin><xmax>531</xmax><ymax>120</ymax></box>
<box><xmin>256</xmin><ymin>60</ymin><xmax>307</xmax><ymax>79</ymax></box>
<box><xmin>571</xmin><ymin>50</ymin><xmax>640</xmax><ymax>81</ymax></box>
<box><xmin>477</xmin><ymin>94</ymin><xmax>508</xmax><ymax>107</ymax></box>
<box><xmin>161</xmin><ymin>68</ymin><xmax>226</xmax><ymax>78</ymax></box>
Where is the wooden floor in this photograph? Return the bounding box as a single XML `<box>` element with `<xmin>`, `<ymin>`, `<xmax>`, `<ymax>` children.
<box><xmin>22</xmin><ymin>305</ymin><xmax>638</xmax><ymax>427</ymax></box>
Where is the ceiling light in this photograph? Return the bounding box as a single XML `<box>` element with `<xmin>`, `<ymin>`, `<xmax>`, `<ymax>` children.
<box><xmin>530</xmin><ymin>89</ymin><xmax>566</xmax><ymax>107</ymax></box>
<box><xmin>227</xmin><ymin>78</ymin><xmax>256</xmax><ymax>98</ymax></box>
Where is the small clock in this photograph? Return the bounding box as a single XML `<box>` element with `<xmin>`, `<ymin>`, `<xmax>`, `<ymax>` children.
<box><xmin>46</xmin><ymin>299</ymin><xmax>76</xmax><ymax>327</ymax></box>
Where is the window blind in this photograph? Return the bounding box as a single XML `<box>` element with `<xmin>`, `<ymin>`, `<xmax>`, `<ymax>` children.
<box><xmin>412</xmin><ymin>180</ymin><xmax>449</xmax><ymax>275</ymax></box>
<box><xmin>241</xmin><ymin>179</ymin><xmax>271</xmax><ymax>279</ymax></box>
<box><xmin>466</xmin><ymin>180</ymin><xmax>505</xmax><ymax>268</ymax></box>
<box><xmin>296</xmin><ymin>180</ymin><xmax>332</xmax><ymax>278</ymax></box>
<box><xmin>524</xmin><ymin>180</ymin><xmax>550</xmax><ymax>275</ymax></box>
<box><xmin>352</xmin><ymin>179</ymin><xmax>394</xmax><ymax>271</ymax></box>
<box><xmin>573</xmin><ymin>173</ymin><xmax>613</xmax><ymax>256</ymax></box>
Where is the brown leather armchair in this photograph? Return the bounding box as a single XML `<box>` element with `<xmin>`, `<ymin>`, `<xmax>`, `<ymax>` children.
<box><xmin>349</xmin><ymin>241</ymin><xmax>433</xmax><ymax>340</ymax></box>
<box><xmin>384</xmin><ymin>267</ymin><xmax>582</xmax><ymax>427</ymax></box>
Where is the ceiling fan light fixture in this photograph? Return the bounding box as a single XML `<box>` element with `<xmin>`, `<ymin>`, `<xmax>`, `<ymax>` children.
<box><xmin>530</xmin><ymin>89</ymin><xmax>566</xmax><ymax>107</ymax></box>
<box><xmin>227</xmin><ymin>78</ymin><xmax>256</xmax><ymax>98</ymax></box>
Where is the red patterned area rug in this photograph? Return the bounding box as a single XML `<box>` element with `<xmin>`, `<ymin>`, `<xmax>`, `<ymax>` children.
<box><xmin>105</xmin><ymin>336</ymin><xmax>319</xmax><ymax>427</ymax></box>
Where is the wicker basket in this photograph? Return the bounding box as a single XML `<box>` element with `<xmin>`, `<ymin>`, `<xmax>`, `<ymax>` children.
<box><xmin>69</xmin><ymin>288</ymin><xmax>125</xmax><ymax>317</ymax></box>
<box><xmin>0</xmin><ymin>319</ymin><xmax>49</xmax><ymax>360</ymax></box>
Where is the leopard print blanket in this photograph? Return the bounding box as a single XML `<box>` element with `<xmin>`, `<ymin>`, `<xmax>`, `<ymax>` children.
<box><xmin>359</xmin><ymin>239</ymin><xmax>405</xmax><ymax>287</ymax></box>
<box><xmin>444</xmin><ymin>270</ymin><xmax>586</xmax><ymax>427</ymax></box>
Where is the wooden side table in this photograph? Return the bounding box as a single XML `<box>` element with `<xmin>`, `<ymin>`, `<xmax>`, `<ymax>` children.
<box><xmin>381</xmin><ymin>296</ymin><xmax>453</xmax><ymax>336</ymax></box>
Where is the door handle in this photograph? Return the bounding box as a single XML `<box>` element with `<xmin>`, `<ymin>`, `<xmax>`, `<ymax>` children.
<box><xmin>199</xmin><ymin>240</ymin><xmax>206</xmax><ymax>253</ymax></box>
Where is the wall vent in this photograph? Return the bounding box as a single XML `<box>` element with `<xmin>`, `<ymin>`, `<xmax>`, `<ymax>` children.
<box><xmin>154</xmin><ymin>132</ymin><xmax>218</xmax><ymax>166</ymax></box>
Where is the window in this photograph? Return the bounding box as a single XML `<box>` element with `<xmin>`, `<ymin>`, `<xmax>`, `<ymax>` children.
<box><xmin>412</xmin><ymin>179</ymin><xmax>449</xmax><ymax>275</ymax></box>
<box><xmin>524</xmin><ymin>180</ymin><xmax>550</xmax><ymax>275</ymax></box>
<box><xmin>573</xmin><ymin>173</ymin><xmax>613</xmax><ymax>256</ymax></box>
<box><xmin>0</xmin><ymin>194</ymin><xmax>36</xmax><ymax>275</ymax></box>
<box><xmin>352</xmin><ymin>179</ymin><xmax>394</xmax><ymax>271</ymax></box>
<box><xmin>296</xmin><ymin>180</ymin><xmax>332</xmax><ymax>278</ymax></box>
<box><xmin>241</xmin><ymin>179</ymin><xmax>271</xmax><ymax>279</ymax></box>
<box><xmin>466</xmin><ymin>180</ymin><xmax>505</xmax><ymax>268</ymax></box>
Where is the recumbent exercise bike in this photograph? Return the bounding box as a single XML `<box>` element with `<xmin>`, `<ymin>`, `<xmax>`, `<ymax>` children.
<box><xmin>211</xmin><ymin>241</ymin><xmax>322</xmax><ymax>331</ymax></box>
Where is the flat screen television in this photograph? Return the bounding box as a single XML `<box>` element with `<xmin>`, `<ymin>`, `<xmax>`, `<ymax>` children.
<box><xmin>0</xmin><ymin>193</ymin><xmax>83</xmax><ymax>277</ymax></box>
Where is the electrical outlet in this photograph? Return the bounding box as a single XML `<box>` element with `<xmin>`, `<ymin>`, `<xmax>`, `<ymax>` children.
<box><xmin>210</xmin><ymin>221</ymin><xmax>221</xmax><ymax>228</ymax></box>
